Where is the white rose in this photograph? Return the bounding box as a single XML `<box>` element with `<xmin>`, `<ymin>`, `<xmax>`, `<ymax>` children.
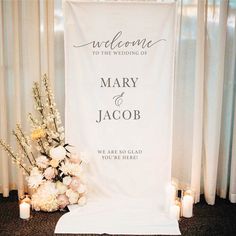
<box><xmin>49</xmin><ymin>146</ymin><xmax>66</xmax><ymax>161</ymax></box>
<box><xmin>56</xmin><ymin>181</ymin><xmax>68</xmax><ymax>194</ymax></box>
<box><xmin>78</xmin><ymin>196</ymin><xmax>87</xmax><ymax>206</ymax></box>
<box><xmin>66</xmin><ymin>189</ymin><xmax>79</xmax><ymax>204</ymax></box>
<box><xmin>63</xmin><ymin>176</ymin><xmax>72</xmax><ymax>186</ymax></box>
<box><xmin>78</xmin><ymin>184</ymin><xmax>86</xmax><ymax>194</ymax></box>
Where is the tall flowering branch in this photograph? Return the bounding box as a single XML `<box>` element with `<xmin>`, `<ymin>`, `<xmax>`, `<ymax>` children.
<box><xmin>42</xmin><ymin>74</ymin><xmax>64</xmax><ymax>144</ymax></box>
<box><xmin>12</xmin><ymin>130</ymin><xmax>34</xmax><ymax>166</ymax></box>
<box><xmin>32</xmin><ymin>82</ymin><xmax>44</xmax><ymax>118</ymax></box>
<box><xmin>30</xmin><ymin>127</ymin><xmax>48</xmax><ymax>155</ymax></box>
<box><xmin>28</xmin><ymin>113</ymin><xmax>50</xmax><ymax>155</ymax></box>
<box><xmin>28</xmin><ymin>113</ymin><xmax>40</xmax><ymax>128</ymax></box>
<box><xmin>16</xmin><ymin>124</ymin><xmax>36</xmax><ymax>164</ymax></box>
<box><xmin>32</xmin><ymin>83</ymin><xmax>52</xmax><ymax>146</ymax></box>
<box><xmin>43</xmin><ymin>74</ymin><xmax>59</xmax><ymax>133</ymax></box>
<box><xmin>0</xmin><ymin>139</ymin><xmax>30</xmax><ymax>175</ymax></box>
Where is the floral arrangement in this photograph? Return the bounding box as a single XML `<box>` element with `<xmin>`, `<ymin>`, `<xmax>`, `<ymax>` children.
<box><xmin>0</xmin><ymin>75</ymin><xmax>87</xmax><ymax>212</ymax></box>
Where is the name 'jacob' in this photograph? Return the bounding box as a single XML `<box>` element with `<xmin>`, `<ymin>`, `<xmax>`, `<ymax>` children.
<box><xmin>96</xmin><ymin>76</ymin><xmax>141</xmax><ymax>123</ymax></box>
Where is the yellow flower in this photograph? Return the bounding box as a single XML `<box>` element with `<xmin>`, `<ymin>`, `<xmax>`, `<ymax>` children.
<box><xmin>31</xmin><ymin>128</ymin><xmax>46</xmax><ymax>140</ymax></box>
<box><xmin>50</xmin><ymin>159</ymin><xmax>59</xmax><ymax>168</ymax></box>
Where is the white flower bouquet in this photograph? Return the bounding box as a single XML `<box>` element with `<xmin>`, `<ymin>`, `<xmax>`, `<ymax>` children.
<box><xmin>0</xmin><ymin>75</ymin><xmax>87</xmax><ymax>212</ymax></box>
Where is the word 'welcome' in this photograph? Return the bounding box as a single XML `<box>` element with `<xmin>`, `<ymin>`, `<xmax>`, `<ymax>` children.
<box><xmin>73</xmin><ymin>31</ymin><xmax>166</xmax><ymax>50</ymax></box>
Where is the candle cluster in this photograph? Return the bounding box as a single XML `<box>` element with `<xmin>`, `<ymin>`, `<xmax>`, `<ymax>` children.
<box><xmin>168</xmin><ymin>183</ymin><xmax>194</xmax><ymax>221</ymax></box>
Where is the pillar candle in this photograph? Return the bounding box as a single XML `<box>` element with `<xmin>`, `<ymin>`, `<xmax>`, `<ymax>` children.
<box><xmin>182</xmin><ymin>195</ymin><xmax>193</xmax><ymax>218</ymax></box>
<box><xmin>19</xmin><ymin>202</ymin><xmax>30</xmax><ymax>219</ymax></box>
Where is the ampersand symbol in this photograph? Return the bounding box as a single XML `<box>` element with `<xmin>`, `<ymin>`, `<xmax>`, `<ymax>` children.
<box><xmin>113</xmin><ymin>92</ymin><xmax>125</xmax><ymax>107</ymax></box>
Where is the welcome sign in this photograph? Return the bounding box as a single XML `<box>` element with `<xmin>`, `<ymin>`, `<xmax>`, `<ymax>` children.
<box><xmin>74</xmin><ymin>30</ymin><xmax>166</xmax><ymax>124</ymax></box>
<box><xmin>56</xmin><ymin>0</ymin><xmax>180</xmax><ymax>234</ymax></box>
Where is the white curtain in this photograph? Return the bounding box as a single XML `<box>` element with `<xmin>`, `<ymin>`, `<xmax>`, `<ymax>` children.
<box><xmin>0</xmin><ymin>0</ymin><xmax>236</xmax><ymax>205</ymax></box>
<box><xmin>172</xmin><ymin>0</ymin><xmax>236</xmax><ymax>204</ymax></box>
<box><xmin>0</xmin><ymin>0</ymin><xmax>64</xmax><ymax>197</ymax></box>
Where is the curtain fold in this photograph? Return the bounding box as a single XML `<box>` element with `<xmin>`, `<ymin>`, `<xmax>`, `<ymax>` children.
<box><xmin>229</xmin><ymin>13</ymin><xmax>236</xmax><ymax>203</ymax></box>
<box><xmin>190</xmin><ymin>0</ymin><xmax>206</xmax><ymax>203</ymax></box>
<box><xmin>0</xmin><ymin>0</ymin><xmax>236</xmax><ymax>205</ymax></box>
<box><xmin>12</xmin><ymin>0</ymin><xmax>25</xmax><ymax>198</ymax></box>
<box><xmin>0</xmin><ymin>0</ymin><xmax>9</xmax><ymax>197</ymax></box>
<box><xmin>203</xmin><ymin>0</ymin><xmax>229</xmax><ymax>205</ymax></box>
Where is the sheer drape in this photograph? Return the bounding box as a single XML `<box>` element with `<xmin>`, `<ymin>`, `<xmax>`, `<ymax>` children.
<box><xmin>172</xmin><ymin>0</ymin><xmax>236</xmax><ymax>204</ymax></box>
<box><xmin>0</xmin><ymin>0</ymin><xmax>236</xmax><ymax>205</ymax></box>
<box><xmin>0</xmin><ymin>0</ymin><xmax>64</xmax><ymax>197</ymax></box>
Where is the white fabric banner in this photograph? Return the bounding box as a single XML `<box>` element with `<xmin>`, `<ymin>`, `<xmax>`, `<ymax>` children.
<box><xmin>56</xmin><ymin>0</ymin><xmax>180</xmax><ymax>234</ymax></box>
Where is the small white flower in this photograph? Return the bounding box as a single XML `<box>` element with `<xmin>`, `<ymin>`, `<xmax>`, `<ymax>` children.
<box><xmin>36</xmin><ymin>155</ymin><xmax>49</xmax><ymax>169</ymax></box>
<box><xmin>49</xmin><ymin>146</ymin><xmax>66</xmax><ymax>161</ymax></box>
<box><xmin>27</xmin><ymin>167</ymin><xmax>44</xmax><ymax>189</ymax></box>
<box><xmin>40</xmin><ymin>181</ymin><xmax>58</xmax><ymax>196</ymax></box>
<box><xmin>58</xmin><ymin>127</ymin><xmax>64</xmax><ymax>132</ymax></box>
<box><xmin>78</xmin><ymin>184</ymin><xmax>87</xmax><ymax>194</ymax></box>
<box><xmin>44</xmin><ymin>167</ymin><xmax>56</xmax><ymax>180</ymax></box>
<box><xmin>63</xmin><ymin>176</ymin><xmax>72</xmax><ymax>186</ymax></box>
<box><xmin>60</xmin><ymin>160</ymin><xmax>81</xmax><ymax>177</ymax></box>
<box><xmin>66</xmin><ymin>189</ymin><xmax>79</xmax><ymax>204</ymax></box>
<box><xmin>56</xmin><ymin>181</ymin><xmax>68</xmax><ymax>194</ymax></box>
<box><xmin>78</xmin><ymin>196</ymin><xmax>87</xmax><ymax>206</ymax></box>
